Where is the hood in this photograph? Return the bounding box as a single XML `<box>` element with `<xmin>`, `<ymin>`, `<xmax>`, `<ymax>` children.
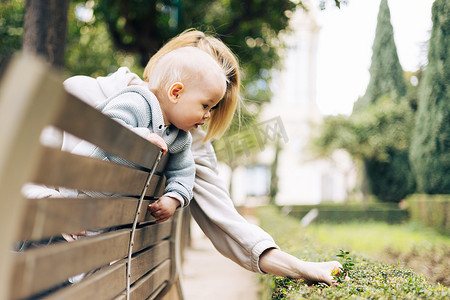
<box><xmin>97</xmin><ymin>67</ymin><xmax>145</xmax><ymax>98</ymax></box>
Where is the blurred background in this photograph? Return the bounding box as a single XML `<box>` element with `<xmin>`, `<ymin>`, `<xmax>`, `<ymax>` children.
<box><xmin>1</xmin><ymin>0</ymin><xmax>448</xmax><ymax>295</ymax></box>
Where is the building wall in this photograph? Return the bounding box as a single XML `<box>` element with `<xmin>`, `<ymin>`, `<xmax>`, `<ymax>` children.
<box><xmin>226</xmin><ymin>2</ymin><xmax>357</xmax><ymax>206</ymax></box>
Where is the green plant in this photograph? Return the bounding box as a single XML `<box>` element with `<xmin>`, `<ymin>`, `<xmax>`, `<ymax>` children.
<box><xmin>333</xmin><ymin>249</ymin><xmax>354</xmax><ymax>283</ymax></box>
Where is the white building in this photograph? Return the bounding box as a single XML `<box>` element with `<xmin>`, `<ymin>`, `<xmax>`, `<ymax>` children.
<box><xmin>219</xmin><ymin>1</ymin><xmax>356</xmax><ymax>206</ymax></box>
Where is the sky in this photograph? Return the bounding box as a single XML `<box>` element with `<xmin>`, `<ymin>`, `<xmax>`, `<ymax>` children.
<box><xmin>314</xmin><ymin>0</ymin><xmax>435</xmax><ymax>115</ymax></box>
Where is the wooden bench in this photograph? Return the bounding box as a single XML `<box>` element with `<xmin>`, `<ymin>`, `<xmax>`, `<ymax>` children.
<box><xmin>0</xmin><ymin>54</ymin><xmax>184</xmax><ymax>300</ymax></box>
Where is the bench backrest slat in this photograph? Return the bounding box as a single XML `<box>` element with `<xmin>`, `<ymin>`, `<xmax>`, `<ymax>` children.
<box><xmin>19</xmin><ymin>197</ymin><xmax>140</xmax><ymax>240</ymax></box>
<box><xmin>130</xmin><ymin>241</ymin><xmax>171</xmax><ymax>283</ymax></box>
<box><xmin>132</xmin><ymin>222</ymin><xmax>172</xmax><ymax>252</ymax></box>
<box><xmin>45</xmin><ymin>241</ymin><xmax>172</xmax><ymax>300</ymax></box>
<box><xmin>12</xmin><ymin>230</ymin><xmax>130</xmax><ymax>299</ymax></box>
<box><xmin>31</xmin><ymin>146</ymin><xmax>165</xmax><ymax>197</ymax></box>
<box><xmin>11</xmin><ymin>215</ymin><xmax>174</xmax><ymax>299</ymax></box>
<box><xmin>46</xmin><ymin>262</ymin><xmax>127</xmax><ymax>300</ymax></box>
<box><xmin>55</xmin><ymin>92</ymin><xmax>165</xmax><ymax>171</ymax></box>
<box><xmin>18</xmin><ymin>197</ymin><xmax>164</xmax><ymax>240</ymax></box>
<box><xmin>126</xmin><ymin>260</ymin><xmax>171</xmax><ymax>300</ymax></box>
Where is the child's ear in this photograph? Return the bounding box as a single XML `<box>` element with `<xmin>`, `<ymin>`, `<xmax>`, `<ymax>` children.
<box><xmin>168</xmin><ymin>82</ymin><xmax>184</xmax><ymax>104</ymax></box>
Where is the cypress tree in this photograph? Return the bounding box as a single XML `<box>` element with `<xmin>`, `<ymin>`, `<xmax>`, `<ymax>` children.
<box><xmin>353</xmin><ymin>0</ymin><xmax>406</xmax><ymax>111</ymax></box>
<box><xmin>353</xmin><ymin>0</ymin><xmax>415</xmax><ymax>202</ymax></box>
<box><xmin>409</xmin><ymin>0</ymin><xmax>450</xmax><ymax>193</ymax></box>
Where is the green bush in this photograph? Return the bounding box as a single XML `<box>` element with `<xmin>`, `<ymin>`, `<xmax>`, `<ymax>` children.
<box><xmin>310</xmin><ymin>97</ymin><xmax>416</xmax><ymax>204</ymax></box>
<box><xmin>407</xmin><ymin>194</ymin><xmax>450</xmax><ymax>235</ymax></box>
<box><xmin>258</xmin><ymin>205</ymin><xmax>449</xmax><ymax>299</ymax></box>
<box><xmin>284</xmin><ymin>203</ymin><xmax>409</xmax><ymax>224</ymax></box>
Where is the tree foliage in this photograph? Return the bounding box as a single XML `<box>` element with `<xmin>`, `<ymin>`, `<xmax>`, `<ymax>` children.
<box><xmin>65</xmin><ymin>1</ymin><xmax>142</xmax><ymax>78</ymax></box>
<box><xmin>311</xmin><ymin>95</ymin><xmax>416</xmax><ymax>202</ymax></box>
<box><xmin>0</xmin><ymin>0</ymin><xmax>24</xmax><ymax>65</ymax></box>
<box><xmin>94</xmin><ymin>0</ymin><xmax>297</xmax><ymax>70</ymax></box>
<box><xmin>409</xmin><ymin>0</ymin><xmax>450</xmax><ymax>194</ymax></box>
<box><xmin>2</xmin><ymin>0</ymin><xmax>343</xmax><ymax>100</ymax></box>
<box><xmin>353</xmin><ymin>0</ymin><xmax>406</xmax><ymax>112</ymax></box>
<box><xmin>338</xmin><ymin>0</ymin><xmax>415</xmax><ymax>202</ymax></box>
<box><xmin>91</xmin><ymin>0</ymin><xmax>309</xmax><ymax>104</ymax></box>
<box><xmin>311</xmin><ymin>96</ymin><xmax>414</xmax><ymax>162</ymax></box>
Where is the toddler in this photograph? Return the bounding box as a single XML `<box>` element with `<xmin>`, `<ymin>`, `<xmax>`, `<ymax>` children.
<box><xmin>82</xmin><ymin>46</ymin><xmax>228</xmax><ymax>222</ymax></box>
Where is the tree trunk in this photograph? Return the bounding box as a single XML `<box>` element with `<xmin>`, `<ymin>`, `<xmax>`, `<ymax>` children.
<box><xmin>22</xmin><ymin>0</ymin><xmax>69</xmax><ymax>68</ymax></box>
<box><xmin>269</xmin><ymin>137</ymin><xmax>281</xmax><ymax>205</ymax></box>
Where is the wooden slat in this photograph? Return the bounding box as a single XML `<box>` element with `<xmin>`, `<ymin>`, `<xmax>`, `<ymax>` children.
<box><xmin>130</xmin><ymin>241</ymin><xmax>170</xmax><ymax>283</ymax></box>
<box><xmin>137</xmin><ymin>200</ymin><xmax>161</xmax><ymax>223</ymax></box>
<box><xmin>133</xmin><ymin>222</ymin><xmax>172</xmax><ymax>253</ymax></box>
<box><xmin>54</xmin><ymin>92</ymin><xmax>166</xmax><ymax>171</ymax></box>
<box><xmin>129</xmin><ymin>260</ymin><xmax>171</xmax><ymax>300</ymax></box>
<box><xmin>45</xmin><ymin>260</ymin><xmax>127</xmax><ymax>300</ymax></box>
<box><xmin>18</xmin><ymin>197</ymin><xmax>142</xmax><ymax>240</ymax></box>
<box><xmin>11</xmin><ymin>221</ymin><xmax>171</xmax><ymax>299</ymax></box>
<box><xmin>31</xmin><ymin>146</ymin><xmax>165</xmax><ymax>197</ymax></box>
<box><xmin>146</xmin><ymin>282</ymin><xmax>168</xmax><ymax>300</ymax></box>
<box><xmin>147</xmin><ymin>174</ymin><xmax>166</xmax><ymax>198</ymax></box>
<box><xmin>44</xmin><ymin>242</ymin><xmax>170</xmax><ymax>300</ymax></box>
<box><xmin>1</xmin><ymin>54</ymin><xmax>178</xmax><ymax>300</ymax></box>
<box><xmin>114</xmin><ymin>260</ymin><xmax>171</xmax><ymax>300</ymax></box>
<box><xmin>18</xmin><ymin>194</ymin><xmax>170</xmax><ymax>241</ymax></box>
<box><xmin>0</xmin><ymin>54</ymin><xmax>66</xmax><ymax>299</ymax></box>
<box><xmin>158</xmin><ymin>152</ymin><xmax>170</xmax><ymax>174</ymax></box>
<box><xmin>11</xmin><ymin>230</ymin><xmax>130</xmax><ymax>299</ymax></box>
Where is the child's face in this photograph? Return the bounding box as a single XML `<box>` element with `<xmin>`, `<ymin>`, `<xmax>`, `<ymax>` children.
<box><xmin>167</xmin><ymin>75</ymin><xmax>226</xmax><ymax>132</ymax></box>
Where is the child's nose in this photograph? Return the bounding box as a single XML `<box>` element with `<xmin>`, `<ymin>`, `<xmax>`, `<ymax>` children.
<box><xmin>203</xmin><ymin>110</ymin><xmax>211</xmax><ymax>119</ymax></box>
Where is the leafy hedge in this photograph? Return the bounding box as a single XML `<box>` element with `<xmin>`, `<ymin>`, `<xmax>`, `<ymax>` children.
<box><xmin>257</xmin><ymin>205</ymin><xmax>449</xmax><ymax>299</ymax></box>
<box><xmin>407</xmin><ymin>194</ymin><xmax>450</xmax><ymax>235</ymax></box>
<box><xmin>283</xmin><ymin>203</ymin><xmax>408</xmax><ymax>224</ymax></box>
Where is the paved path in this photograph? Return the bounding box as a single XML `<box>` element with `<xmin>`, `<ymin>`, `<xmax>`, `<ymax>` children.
<box><xmin>182</xmin><ymin>220</ymin><xmax>260</xmax><ymax>300</ymax></box>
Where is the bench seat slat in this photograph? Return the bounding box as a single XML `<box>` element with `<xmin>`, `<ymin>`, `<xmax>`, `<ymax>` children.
<box><xmin>31</xmin><ymin>146</ymin><xmax>165</xmax><ymax>197</ymax></box>
<box><xmin>55</xmin><ymin>93</ymin><xmax>166</xmax><ymax>172</ymax></box>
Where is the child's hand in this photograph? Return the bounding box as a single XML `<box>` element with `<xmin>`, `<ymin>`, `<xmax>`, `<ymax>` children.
<box><xmin>148</xmin><ymin>195</ymin><xmax>180</xmax><ymax>223</ymax></box>
<box><xmin>146</xmin><ymin>132</ymin><xmax>168</xmax><ymax>155</ymax></box>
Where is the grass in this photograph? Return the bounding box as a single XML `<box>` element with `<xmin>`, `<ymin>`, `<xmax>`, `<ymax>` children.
<box><xmin>303</xmin><ymin>221</ymin><xmax>450</xmax><ymax>256</ymax></box>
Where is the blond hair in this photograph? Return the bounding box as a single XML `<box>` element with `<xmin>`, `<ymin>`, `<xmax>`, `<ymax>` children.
<box><xmin>144</xmin><ymin>29</ymin><xmax>240</xmax><ymax>141</ymax></box>
<box><xmin>148</xmin><ymin>46</ymin><xmax>227</xmax><ymax>96</ymax></box>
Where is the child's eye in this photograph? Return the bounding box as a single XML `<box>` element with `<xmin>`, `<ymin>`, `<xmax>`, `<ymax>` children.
<box><xmin>203</xmin><ymin>104</ymin><xmax>217</xmax><ymax>112</ymax></box>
